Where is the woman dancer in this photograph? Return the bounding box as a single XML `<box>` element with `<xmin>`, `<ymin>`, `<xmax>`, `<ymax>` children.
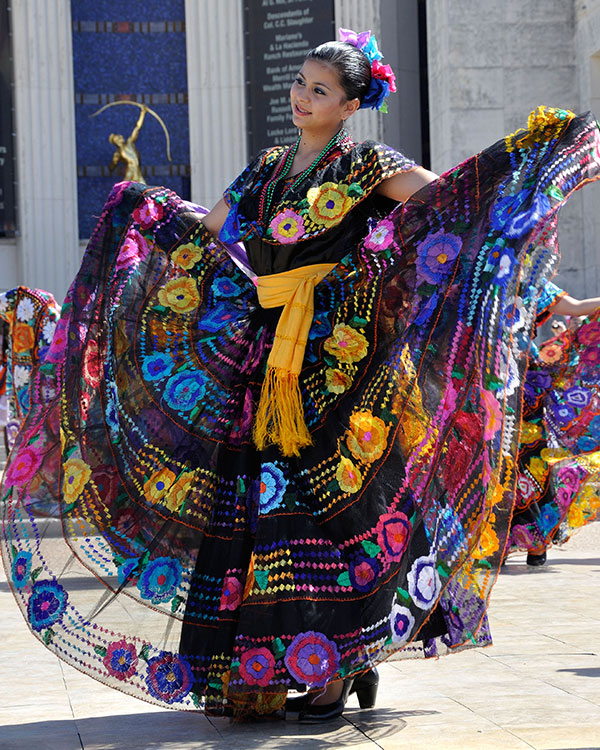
<box><xmin>510</xmin><ymin>285</ymin><xmax>600</xmax><ymax>565</ymax></box>
<box><xmin>2</xmin><ymin>30</ymin><xmax>600</xmax><ymax>722</ymax></box>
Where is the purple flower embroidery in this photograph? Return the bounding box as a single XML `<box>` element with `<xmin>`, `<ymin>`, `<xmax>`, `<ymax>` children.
<box><xmin>389</xmin><ymin>603</ymin><xmax>415</xmax><ymax>644</ymax></box>
<box><xmin>145</xmin><ymin>651</ymin><xmax>193</xmax><ymax>703</ymax></box>
<box><xmin>407</xmin><ymin>555</ymin><xmax>441</xmax><ymax>610</ymax></box>
<box><xmin>103</xmin><ymin>639</ymin><xmax>138</xmax><ymax>681</ymax></box>
<box><xmin>285</xmin><ymin>631</ymin><xmax>340</xmax><ymax>687</ymax></box>
<box><xmin>348</xmin><ymin>553</ymin><xmax>381</xmax><ymax>592</ymax></box>
<box><xmin>563</xmin><ymin>386</ymin><xmax>591</xmax><ymax>408</ymax></box>
<box><xmin>415</xmin><ymin>231</ymin><xmax>461</xmax><ymax>284</ymax></box>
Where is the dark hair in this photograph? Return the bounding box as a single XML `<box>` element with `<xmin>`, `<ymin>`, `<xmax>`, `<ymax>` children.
<box><xmin>305</xmin><ymin>41</ymin><xmax>371</xmax><ymax>103</ymax></box>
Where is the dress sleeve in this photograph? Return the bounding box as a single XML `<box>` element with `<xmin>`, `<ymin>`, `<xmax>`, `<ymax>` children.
<box><xmin>535</xmin><ymin>280</ymin><xmax>566</xmax><ymax>325</ymax></box>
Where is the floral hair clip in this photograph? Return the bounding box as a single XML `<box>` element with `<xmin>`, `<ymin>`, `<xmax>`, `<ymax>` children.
<box><xmin>338</xmin><ymin>28</ymin><xmax>397</xmax><ymax>112</ymax></box>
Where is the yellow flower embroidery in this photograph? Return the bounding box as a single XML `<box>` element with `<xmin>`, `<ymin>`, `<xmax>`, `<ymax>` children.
<box><xmin>325</xmin><ymin>368</ymin><xmax>352</xmax><ymax>394</ymax></box>
<box><xmin>144</xmin><ymin>467</ymin><xmax>177</xmax><ymax>504</ymax></box>
<box><xmin>528</xmin><ymin>457</ymin><xmax>548</xmax><ymax>484</ymax></box>
<box><xmin>172</xmin><ymin>243</ymin><xmax>203</xmax><ymax>270</ymax></box>
<box><xmin>520</xmin><ymin>421</ymin><xmax>542</xmax><ymax>444</ymax></box>
<box><xmin>336</xmin><ymin>456</ymin><xmax>363</xmax><ymax>493</ymax></box>
<box><xmin>471</xmin><ymin>517</ymin><xmax>500</xmax><ymax>560</ymax></box>
<box><xmin>158</xmin><ymin>277</ymin><xmax>200</xmax><ymax>314</ymax></box>
<box><xmin>347</xmin><ymin>410</ymin><xmax>389</xmax><ymax>463</ymax></box>
<box><xmin>567</xmin><ymin>502</ymin><xmax>585</xmax><ymax>529</ymax></box>
<box><xmin>307</xmin><ymin>182</ymin><xmax>352</xmax><ymax>227</ymax></box>
<box><xmin>164</xmin><ymin>471</ymin><xmax>195</xmax><ymax>513</ymax></box>
<box><xmin>63</xmin><ymin>458</ymin><xmax>92</xmax><ymax>502</ymax></box>
<box><xmin>324</xmin><ymin>324</ymin><xmax>368</xmax><ymax>364</ymax></box>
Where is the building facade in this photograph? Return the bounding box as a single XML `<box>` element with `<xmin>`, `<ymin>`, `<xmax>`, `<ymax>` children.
<box><xmin>0</xmin><ymin>0</ymin><xmax>599</xmax><ymax>301</ymax></box>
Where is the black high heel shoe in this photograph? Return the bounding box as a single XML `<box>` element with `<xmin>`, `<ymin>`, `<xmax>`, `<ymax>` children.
<box><xmin>526</xmin><ymin>550</ymin><xmax>547</xmax><ymax>566</ymax></box>
<box><xmin>289</xmin><ymin>668</ymin><xmax>379</xmax><ymax>723</ymax></box>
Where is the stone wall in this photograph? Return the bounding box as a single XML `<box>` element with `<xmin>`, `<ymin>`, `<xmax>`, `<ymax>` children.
<box><xmin>426</xmin><ymin>0</ymin><xmax>600</xmax><ymax>299</ymax></box>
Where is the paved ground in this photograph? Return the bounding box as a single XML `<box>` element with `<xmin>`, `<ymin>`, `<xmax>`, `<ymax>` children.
<box><xmin>1</xmin><ymin>440</ymin><xmax>600</xmax><ymax>749</ymax></box>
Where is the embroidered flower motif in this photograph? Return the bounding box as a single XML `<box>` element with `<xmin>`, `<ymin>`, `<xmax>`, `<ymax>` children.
<box><xmin>580</xmin><ymin>346</ymin><xmax>600</xmax><ymax>366</ymax></box>
<box><xmin>324</xmin><ymin>324</ymin><xmax>368</xmax><ymax>363</ymax></box>
<box><xmin>172</xmin><ymin>243</ymin><xmax>202</xmax><ymax>270</ymax></box>
<box><xmin>12</xmin><ymin>323</ymin><xmax>35</xmax><ymax>354</ymax></box>
<box><xmin>16</xmin><ymin>297</ymin><xmax>35</xmax><ymax>322</ymax></box>
<box><xmin>577</xmin><ymin>435</ymin><xmax>597</xmax><ymax>452</ymax></box>
<box><xmin>133</xmin><ymin>199</ymin><xmax>164</xmax><ymax>230</ymax></box>
<box><xmin>41</xmin><ymin>318</ymin><xmax>57</xmax><ymax>344</ymax></box>
<box><xmin>27</xmin><ymin>580</ymin><xmax>68</xmax><ymax>631</ymax></box>
<box><xmin>12</xmin><ymin>364</ymin><xmax>30</xmax><ymax>388</ymax></box>
<box><xmin>157</xmin><ymin>278</ymin><xmax>200</xmax><ymax>314</ymax></box>
<box><xmin>335</xmin><ymin>456</ymin><xmax>363</xmax><ymax>493</ymax></box>
<box><xmin>325</xmin><ymin>368</ymin><xmax>352</xmax><ymax>394</ymax></box>
<box><xmin>539</xmin><ymin>341</ymin><xmax>567</xmax><ymax>365</ymax></box>
<box><xmin>407</xmin><ymin>555</ymin><xmax>441</xmax><ymax>610</ymax></box>
<box><xmin>117</xmin><ymin>558</ymin><xmax>141</xmax><ymax>585</ymax></box>
<box><xmin>389</xmin><ymin>603</ymin><xmax>415</xmax><ymax>644</ymax></box>
<box><xmin>4</xmin><ymin>445</ymin><xmax>43</xmax><ymax>486</ymax></box>
<box><xmin>137</xmin><ymin>557</ymin><xmax>182</xmax><ymax>604</ymax></box>
<box><xmin>557</xmin><ymin>466</ymin><xmax>582</xmax><ymax>492</ymax></box>
<box><xmin>284</xmin><ymin>631</ymin><xmax>340</xmax><ymax>687</ymax></box>
<box><xmin>219</xmin><ymin>576</ymin><xmax>242</xmax><ymax>611</ymax></box>
<box><xmin>538</xmin><ymin>505</ymin><xmax>560</xmax><ymax>534</ymax></box>
<box><xmin>141</xmin><ymin>352</ymin><xmax>174</xmax><ymax>382</ymax></box>
<box><xmin>471</xmin><ymin>520</ymin><xmax>500</xmax><ymax>559</ymax></box>
<box><xmin>376</xmin><ymin>512</ymin><xmax>411</xmax><ymax>562</ymax></box>
<box><xmin>211</xmin><ymin>276</ymin><xmax>241</xmax><ymax>298</ymax></box>
<box><xmin>307</xmin><ymin>182</ymin><xmax>352</xmax><ymax>227</ymax></box>
<box><xmin>46</xmin><ymin>316</ymin><xmax>68</xmax><ymax>363</ymax></box>
<box><xmin>442</xmin><ymin>438</ymin><xmax>474</xmax><ymax>491</ymax></box>
<box><xmin>520</xmin><ymin>421</ymin><xmax>543</xmax><ymax>444</ymax></box>
<box><xmin>164</xmin><ymin>370</ymin><xmax>207</xmax><ymax>411</ymax></box>
<box><xmin>144</xmin><ymin>467</ymin><xmax>177</xmax><ymax>504</ymax></box>
<box><xmin>348</xmin><ymin>552</ymin><xmax>381</xmax><ymax>592</ymax></box>
<box><xmin>145</xmin><ymin>651</ymin><xmax>193</xmax><ymax>703</ymax></box>
<box><xmin>550</xmin><ymin>401</ymin><xmax>575</xmax><ymax>427</ymax></box>
<box><xmin>115</xmin><ymin>228</ymin><xmax>150</xmax><ymax>270</ymax></box>
<box><xmin>589</xmin><ymin>415</ymin><xmax>600</xmax><ymax>441</ymax></box>
<box><xmin>308</xmin><ymin>311</ymin><xmax>332</xmax><ymax>340</ymax></box>
<box><xmin>269</xmin><ymin>208</ymin><xmax>305</xmax><ymax>243</ymax></box>
<box><xmin>257</xmin><ymin>463</ymin><xmax>288</xmax><ymax>514</ymax></box>
<box><xmin>164</xmin><ymin>471</ymin><xmax>195</xmax><ymax>513</ymax></box>
<box><xmin>577</xmin><ymin>321</ymin><xmax>600</xmax><ymax>346</ymax></box>
<box><xmin>82</xmin><ymin>339</ymin><xmax>100</xmax><ymax>389</ymax></box>
<box><xmin>516</xmin><ymin>474</ymin><xmax>538</xmax><ymax>505</ymax></box>
<box><xmin>505</xmin><ymin>192</ymin><xmax>551</xmax><ymax>239</ymax></box>
<box><xmin>567</xmin><ymin>503</ymin><xmax>585</xmax><ymax>529</ymax></box>
<box><xmin>103</xmin><ymin>639</ymin><xmax>138</xmax><ymax>681</ymax></box>
<box><xmin>364</xmin><ymin>219</ymin><xmax>395</xmax><ymax>252</ymax></box>
<box><xmin>197</xmin><ymin>302</ymin><xmax>238</xmax><ymax>333</ymax></box>
<box><xmin>563</xmin><ymin>386</ymin><xmax>592</xmax><ymax>408</ymax></box>
<box><xmin>12</xmin><ymin>550</ymin><xmax>32</xmax><ymax>589</ymax></box>
<box><xmin>239</xmin><ymin>647</ymin><xmax>276</xmax><ymax>687</ymax></box>
<box><xmin>346</xmin><ymin>410</ymin><xmax>389</xmax><ymax>463</ymax></box>
<box><xmin>105</xmin><ymin>181</ymin><xmax>128</xmax><ymax>209</ymax></box>
<box><xmin>480</xmin><ymin>389</ymin><xmax>503</xmax><ymax>441</ymax></box>
<box><xmin>415</xmin><ymin>230</ymin><xmax>461</xmax><ymax>284</ymax></box>
<box><xmin>63</xmin><ymin>458</ymin><xmax>92</xmax><ymax>502</ymax></box>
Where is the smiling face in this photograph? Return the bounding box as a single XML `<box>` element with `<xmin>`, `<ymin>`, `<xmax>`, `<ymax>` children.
<box><xmin>290</xmin><ymin>59</ymin><xmax>359</xmax><ymax>135</ymax></box>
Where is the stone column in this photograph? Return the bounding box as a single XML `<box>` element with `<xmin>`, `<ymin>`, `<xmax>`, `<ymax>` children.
<box><xmin>185</xmin><ymin>0</ymin><xmax>248</xmax><ymax>210</ymax></box>
<box><xmin>10</xmin><ymin>0</ymin><xmax>78</xmax><ymax>303</ymax></box>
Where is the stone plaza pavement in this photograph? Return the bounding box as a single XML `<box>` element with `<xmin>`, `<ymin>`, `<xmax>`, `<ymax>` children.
<box><xmin>1</xmin><ymin>436</ymin><xmax>599</xmax><ymax>749</ymax></box>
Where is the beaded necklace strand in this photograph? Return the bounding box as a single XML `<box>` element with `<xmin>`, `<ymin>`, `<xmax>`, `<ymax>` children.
<box><xmin>257</xmin><ymin>128</ymin><xmax>350</xmax><ymax>226</ymax></box>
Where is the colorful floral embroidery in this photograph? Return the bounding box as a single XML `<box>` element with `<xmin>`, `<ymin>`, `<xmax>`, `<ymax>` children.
<box><xmin>407</xmin><ymin>556</ymin><xmax>441</xmax><ymax>610</ymax></box>
<box><xmin>63</xmin><ymin>458</ymin><xmax>92</xmax><ymax>502</ymax></box>
<box><xmin>335</xmin><ymin>456</ymin><xmax>363</xmax><ymax>493</ymax></box>
<box><xmin>284</xmin><ymin>631</ymin><xmax>340</xmax><ymax>687</ymax></box>
<box><xmin>137</xmin><ymin>557</ymin><xmax>182</xmax><ymax>604</ymax></box>
<box><xmin>324</xmin><ymin>324</ymin><xmax>368</xmax><ymax>363</ymax></box>
<box><xmin>27</xmin><ymin>580</ymin><xmax>68</xmax><ymax>631</ymax></box>
<box><xmin>172</xmin><ymin>243</ymin><xmax>202</xmax><ymax>270</ymax></box>
<box><xmin>269</xmin><ymin>208</ymin><xmax>305</xmax><ymax>243</ymax></box>
<box><xmin>158</xmin><ymin>277</ymin><xmax>200</xmax><ymax>314</ymax></box>
<box><xmin>145</xmin><ymin>651</ymin><xmax>193</xmax><ymax>703</ymax></box>
<box><xmin>11</xmin><ymin>550</ymin><xmax>32</xmax><ymax>589</ymax></box>
<box><xmin>103</xmin><ymin>639</ymin><xmax>139</xmax><ymax>681</ymax></box>
<box><xmin>346</xmin><ymin>410</ymin><xmax>389</xmax><ymax>463</ymax></box>
<box><xmin>257</xmin><ymin>463</ymin><xmax>288</xmax><ymax>514</ymax></box>
<box><xmin>307</xmin><ymin>182</ymin><xmax>352</xmax><ymax>227</ymax></box>
<box><xmin>239</xmin><ymin>647</ymin><xmax>276</xmax><ymax>687</ymax></box>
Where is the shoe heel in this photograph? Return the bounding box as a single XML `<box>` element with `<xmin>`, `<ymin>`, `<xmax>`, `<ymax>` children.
<box><xmin>355</xmin><ymin>682</ymin><xmax>378</xmax><ymax>709</ymax></box>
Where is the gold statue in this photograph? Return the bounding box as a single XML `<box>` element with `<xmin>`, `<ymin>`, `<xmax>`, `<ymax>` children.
<box><xmin>91</xmin><ymin>101</ymin><xmax>172</xmax><ymax>184</ymax></box>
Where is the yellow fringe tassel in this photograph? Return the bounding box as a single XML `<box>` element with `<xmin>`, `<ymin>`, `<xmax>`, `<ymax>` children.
<box><xmin>253</xmin><ymin>366</ymin><xmax>313</xmax><ymax>457</ymax></box>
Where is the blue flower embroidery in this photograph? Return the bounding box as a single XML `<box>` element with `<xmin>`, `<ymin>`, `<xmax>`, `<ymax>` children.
<box><xmin>27</xmin><ymin>580</ymin><xmax>68</xmax><ymax>631</ymax></box>
<box><xmin>164</xmin><ymin>370</ymin><xmax>207</xmax><ymax>411</ymax></box>
<box><xmin>198</xmin><ymin>303</ymin><xmax>238</xmax><ymax>333</ymax></box>
<box><xmin>212</xmin><ymin>276</ymin><xmax>241</xmax><ymax>298</ymax></box>
<box><xmin>12</xmin><ymin>550</ymin><xmax>32</xmax><ymax>589</ymax></box>
<box><xmin>137</xmin><ymin>557</ymin><xmax>182</xmax><ymax>604</ymax></box>
<box><xmin>257</xmin><ymin>463</ymin><xmax>288</xmax><ymax>514</ymax></box>
<box><xmin>142</xmin><ymin>353</ymin><xmax>174</xmax><ymax>382</ymax></box>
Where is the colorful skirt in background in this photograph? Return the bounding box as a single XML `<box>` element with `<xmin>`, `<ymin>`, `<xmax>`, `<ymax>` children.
<box><xmin>510</xmin><ymin>311</ymin><xmax>600</xmax><ymax>553</ymax></box>
<box><xmin>2</xmin><ymin>109</ymin><xmax>600</xmax><ymax>716</ymax></box>
<box><xmin>0</xmin><ymin>288</ymin><xmax>59</xmax><ymax>458</ymax></box>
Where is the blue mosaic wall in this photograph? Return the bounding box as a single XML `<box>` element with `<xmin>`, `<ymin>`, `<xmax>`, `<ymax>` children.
<box><xmin>71</xmin><ymin>0</ymin><xmax>189</xmax><ymax>238</ymax></box>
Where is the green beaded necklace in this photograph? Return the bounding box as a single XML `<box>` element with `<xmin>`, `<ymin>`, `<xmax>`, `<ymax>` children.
<box><xmin>258</xmin><ymin>128</ymin><xmax>348</xmax><ymax>227</ymax></box>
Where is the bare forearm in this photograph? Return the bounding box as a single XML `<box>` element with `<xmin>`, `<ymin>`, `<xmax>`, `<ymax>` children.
<box><xmin>552</xmin><ymin>293</ymin><xmax>600</xmax><ymax>317</ymax></box>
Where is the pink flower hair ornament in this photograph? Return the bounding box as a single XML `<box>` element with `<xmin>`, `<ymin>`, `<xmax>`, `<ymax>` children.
<box><xmin>338</xmin><ymin>27</ymin><xmax>397</xmax><ymax>112</ymax></box>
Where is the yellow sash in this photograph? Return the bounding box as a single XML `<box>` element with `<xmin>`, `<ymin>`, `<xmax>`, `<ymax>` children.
<box><xmin>253</xmin><ymin>263</ymin><xmax>336</xmax><ymax>456</ymax></box>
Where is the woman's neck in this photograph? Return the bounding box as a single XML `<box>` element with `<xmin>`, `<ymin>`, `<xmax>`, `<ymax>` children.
<box><xmin>296</xmin><ymin>125</ymin><xmax>343</xmax><ymax>159</ymax></box>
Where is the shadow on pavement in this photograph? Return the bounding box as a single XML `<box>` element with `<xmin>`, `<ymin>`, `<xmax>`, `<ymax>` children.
<box><xmin>556</xmin><ymin>667</ymin><xmax>600</xmax><ymax>677</ymax></box>
<box><xmin>0</xmin><ymin>707</ymin><xmax>438</xmax><ymax>749</ymax></box>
